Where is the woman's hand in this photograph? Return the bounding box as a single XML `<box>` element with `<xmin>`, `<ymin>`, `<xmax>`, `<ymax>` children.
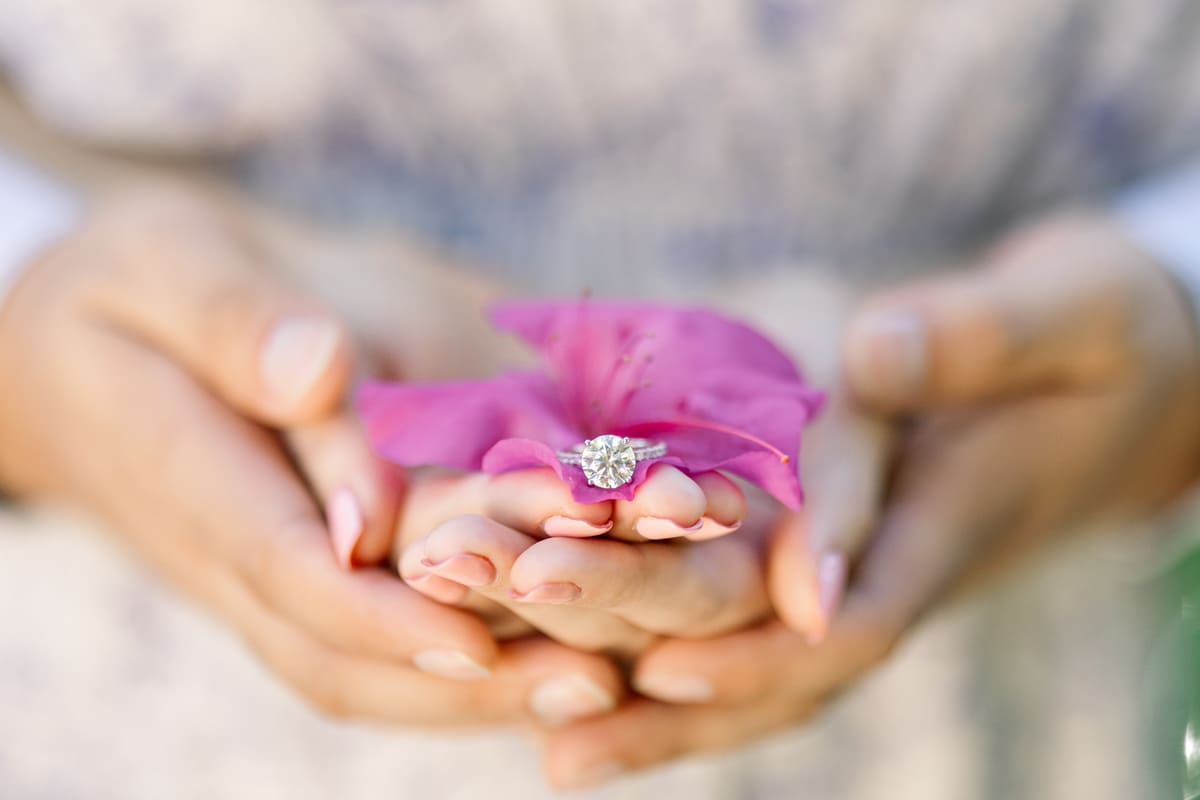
<box><xmin>391</xmin><ymin>463</ymin><xmax>759</xmax><ymax>657</ymax></box>
<box><xmin>535</xmin><ymin>213</ymin><xmax>1200</xmax><ymax>788</ymax></box>
<box><xmin>0</xmin><ymin>183</ymin><xmax>624</xmax><ymax>727</ymax></box>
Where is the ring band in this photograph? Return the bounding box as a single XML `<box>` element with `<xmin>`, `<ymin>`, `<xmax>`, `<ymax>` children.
<box><xmin>556</xmin><ymin>434</ymin><xmax>668</xmax><ymax>489</ymax></box>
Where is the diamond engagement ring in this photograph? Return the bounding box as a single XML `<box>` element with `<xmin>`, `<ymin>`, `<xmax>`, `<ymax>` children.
<box><xmin>556</xmin><ymin>435</ymin><xmax>668</xmax><ymax>489</ymax></box>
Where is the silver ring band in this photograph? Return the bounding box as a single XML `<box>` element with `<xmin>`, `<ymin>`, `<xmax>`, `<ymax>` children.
<box><xmin>555</xmin><ymin>437</ymin><xmax>667</xmax><ymax>465</ymax></box>
<box><xmin>556</xmin><ymin>435</ymin><xmax>668</xmax><ymax>489</ymax></box>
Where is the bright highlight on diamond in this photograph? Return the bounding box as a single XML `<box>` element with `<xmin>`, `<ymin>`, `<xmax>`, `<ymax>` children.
<box><xmin>579</xmin><ymin>435</ymin><xmax>637</xmax><ymax>489</ymax></box>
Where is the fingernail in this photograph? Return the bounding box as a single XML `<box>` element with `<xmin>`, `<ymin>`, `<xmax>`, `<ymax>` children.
<box><xmin>420</xmin><ymin>554</ymin><xmax>496</xmax><ymax>587</ymax></box>
<box><xmin>260</xmin><ymin>317</ymin><xmax>341</xmax><ymax>408</ymax></box>
<box><xmin>856</xmin><ymin>310</ymin><xmax>927</xmax><ymax>396</ymax></box>
<box><xmin>327</xmin><ymin>488</ymin><xmax>363</xmax><ymax>568</ymax></box>
<box><xmin>529</xmin><ymin>673</ymin><xmax>615</xmax><ymax>726</ymax></box>
<box><xmin>412</xmin><ymin>649</ymin><xmax>491</xmax><ymax>681</ymax></box>
<box><xmin>562</xmin><ymin>761</ymin><xmax>626</xmax><ymax>790</ymax></box>
<box><xmin>634</xmin><ymin>516</ymin><xmax>705</xmax><ymax>540</ymax></box>
<box><xmin>633</xmin><ymin>673</ymin><xmax>715</xmax><ymax>704</ymax></box>
<box><xmin>542</xmin><ymin>515</ymin><xmax>614</xmax><ymax>538</ymax></box>
<box><xmin>809</xmin><ymin>551</ymin><xmax>848</xmax><ymax>646</ymax></box>
<box><xmin>510</xmin><ymin>582</ymin><xmax>581</xmax><ymax>604</ymax></box>
<box><xmin>685</xmin><ymin>517</ymin><xmax>743</xmax><ymax>542</ymax></box>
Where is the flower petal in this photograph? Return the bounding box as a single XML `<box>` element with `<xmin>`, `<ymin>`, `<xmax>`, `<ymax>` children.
<box><xmin>490</xmin><ymin>300</ymin><xmax>805</xmax><ymax>434</ymax></box>
<box><xmin>357</xmin><ymin>373</ymin><xmax>580</xmax><ymax>471</ymax></box>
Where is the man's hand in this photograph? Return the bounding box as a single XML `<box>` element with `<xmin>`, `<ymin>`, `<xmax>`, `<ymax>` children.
<box><xmin>0</xmin><ymin>184</ymin><xmax>623</xmax><ymax>727</ymax></box>
<box><xmin>535</xmin><ymin>213</ymin><xmax>1200</xmax><ymax>789</ymax></box>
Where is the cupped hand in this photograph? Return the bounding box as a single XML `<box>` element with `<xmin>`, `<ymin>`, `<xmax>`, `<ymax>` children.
<box><xmin>391</xmin><ymin>462</ymin><xmax>762</xmax><ymax>656</ymax></box>
<box><xmin>535</xmin><ymin>213</ymin><xmax>1200</xmax><ymax>789</ymax></box>
<box><xmin>0</xmin><ymin>183</ymin><xmax>624</xmax><ymax>727</ymax></box>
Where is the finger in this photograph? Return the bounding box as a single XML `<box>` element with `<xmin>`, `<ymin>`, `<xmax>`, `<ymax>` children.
<box><xmin>509</xmin><ymin>534</ymin><xmax>768</xmax><ymax>638</ymax></box>
<box><xmin>398</xmin><ymin>538</ymin><xmax>473</xmax><ymax>606</ymax></box>
<box><xmin>87</xmin><ymin>329</ymin><xmax>498</xmax><ymax>678</ymax></box>
<box><xmin>109</xmin><ymin>460</ymin><xmax>643</xmax><ymax>734</ymax></box>
<box><xmin>393</xmin><ymin>468</ymin><xmax>612</xmax><ymax>554</ymax></box>
<box><xmin>630</xmin><ymin>617</ymin><xmax>888</xmax><ymax>708</ymax></box>
<box><xmin>407</xmin><ymin>515</ymin><xmax>653</xmax><ymax>655</ymax></box>
<box><xmin>82</xmin><ymin>187</ymin><xmax>353</xmax><ymax>424</ymax></box>
<box><xmin>610</xmin><ymin>464</ymin><xmax>708</xmax><ymax>540</ymax></box>
<box><xmin>540</xmin><ymin>697</ymin><xmax>805</xmax><ymax>791</ymax></box>
<box><xmin>286</xmin><ymin>412</ymin><xmax>406</xmax><ymax>568</ymax></box>
<box><xmin>628</xmin><ymin>414</ymin><xmax>1037</xmax><ymax>712</ymax></box>
<box><xmin>483</xmin><ymin>467</ymin><xmax>613</xmax><ymax>538</ymax></box>
<box><xmin>683</xmin><ymin>471</ymin><xmax>747</xmax><ymax>541</ymax></box>
<box><xmin>170</xmin><ymin>533</ymin><xmax>622</xmax><ymax>727</ymax></box>
<box><xmin>844</xmin><ymin>216</ymin><xmax>1143</xmax><ymax>412</ymax></box>
<box><xmin>769</xmin><ymin>389</ymin><xmax>893</xmax><ymax>642</ymax></box>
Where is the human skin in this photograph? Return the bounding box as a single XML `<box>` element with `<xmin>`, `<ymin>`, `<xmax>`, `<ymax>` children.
<box><xmin>0</xmin><ymin>183</ymin><xmax>631</xmax><ymax>727</ymax></box>
<box><xmin>388</xmin><ymin>213</ymin><xmax>1200</xmax><ymax>789</ymax></box>
<box><xmin>4</xmin><ymin>177</ymin><xmax>1195</xmax><ymax>787</ymax></box>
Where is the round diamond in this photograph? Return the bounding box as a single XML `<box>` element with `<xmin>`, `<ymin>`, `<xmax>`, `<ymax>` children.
<box><xmin>579</xmin><ymin>435</ymin><xmax>637</xmax><ymax>488</ymax></box>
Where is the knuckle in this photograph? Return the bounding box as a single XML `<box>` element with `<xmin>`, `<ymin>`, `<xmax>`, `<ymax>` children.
<box><xmin>195</xmin><ymin>276</ymin><xmax>273</xmax><ymax>363</ymax></box>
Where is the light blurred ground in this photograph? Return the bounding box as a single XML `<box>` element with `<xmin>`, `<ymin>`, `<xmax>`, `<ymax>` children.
<box><xmin>0</xmin><ymin>504</ymin><xmax>1158</xmax><ymax>800</ymax></box>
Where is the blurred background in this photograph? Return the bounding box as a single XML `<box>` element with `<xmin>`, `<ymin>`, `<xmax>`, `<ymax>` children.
<box><xmin>1</xmin><ymin>2</ymin><xmax>1198</xmax><ymax>798</ymax></box>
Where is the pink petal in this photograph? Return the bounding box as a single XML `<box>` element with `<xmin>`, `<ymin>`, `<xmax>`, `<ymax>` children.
<box><xmin>357</xmin><ymin>373</ymin><xmax>580</xmax><ymax>471</ymax></box>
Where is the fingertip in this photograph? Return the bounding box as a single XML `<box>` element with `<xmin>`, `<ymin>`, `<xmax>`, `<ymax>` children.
<box><xmin>398</xmin><ymin>537</ymin><xmax>472</xmax><ymax>604</ymax></box>
<box><xmin>684</xmin><ymin>517</ymin><xmax>742</xmax><ymax>542</ymax></box>
<box><xmin>766</xmin><ymin>512</ymin><xmax>823</xmax><ymax>637</ymax></box>
<box><xmin>843</xmin><ymin>302</ymin><xmax>930</xmax><ymax>411</ymax></box>
<box><xmin>258</xmin><ymin>313</ymin><xmax>354</xmax><ymax>424</ymax></box>
<box><xmin>614</xmin><ymin>464</ymin><xmax>707</xmax><ymax>539</ymax></box>
<box><xmin>485</xmin><ymin>468</ymin><xmax>613</xmax><ymax>534</ymax></box>
<box><xmin>327</xmin><ymin>487</ymin><xmax>364</xmax><ymax>568</ymax></box>
<box><xmin>345</xmin><ymin>461</ymin><xmax>406</xmax><ymax>565</ymax></box>
<box><xmin>692</xmin><ymin>471</ymin><xmax>746</xmax><ymax>526</ymax></box>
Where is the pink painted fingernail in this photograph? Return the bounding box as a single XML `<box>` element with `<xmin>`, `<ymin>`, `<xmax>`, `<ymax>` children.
<box><xmin>685</xmin><ymin>517</ymin><xmax>743</xmax><ymax>542</ymax></box>
<box><xmin>420</xmin><ymin>554</ymin><xmax>496</xmax><ymax>587</ymax></box>
<box><xmin>542</xmin><ymin>516</ymin><xmax>613</xmax><ymax>538</ymax></box>
<box><xmin>328</xmin><ymin>488</ymin><xmax>363</xmax><ymax>568</ymax></box>
<box><xmin>510</xmin><ymin>582</ymin><xmax>582</xmax><ymax>604</ymax></box>
<box><xmin>634</xmin><ymin>516</ymin><xmax>705</xmax><ymax>540</ymax></box>
<box><xmin>809</xmin><ymin>551</ymin><xmax>848</xmax><ymax>645</ymax></box>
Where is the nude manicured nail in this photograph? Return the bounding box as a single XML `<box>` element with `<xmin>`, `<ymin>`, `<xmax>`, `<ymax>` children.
<box><xmin>260</xmin><ymin>317</ymin><xmax>341</xmax><ymax>407</ymax></box>
<box><xmin>412</xmin><ymin>649</ymin><xmax>491</xmax><ymax>681</ymax></box>
<box><xmin>633</xmin><ymin>673</ymin><xmax>715</xmax><ymax>704</ymax></box>
<box><xmin>328</xmin><ymin>488</ymin><xmax>363</xmax><ymax>568</ymax></box>
<box><xmin>855</xmin><ymin>310</ymin><xmax>927</xmax><ymax>397</ymax></box>
<box><xmin>685</xmin><ymin>517</ymin><xmax>743</xmax><ymax>542</ymax></box>
<box><xmin>542</xmin><ymin>516</ymin><xmax>614</xmax><ymax>538</ymax></box>
<box><xmin>420</xmin><ymin>554</ymin><xmax>496</xmax><ymax>587</ymax></box>
<box><xmin>529</xmin><ymin>673</ymin><xmax>615</xmax><ymax>726</ymax></box>
<box><xmin>510</xmin><ymin>582</ymin><xmax>581</xmax><ymax>604</ymax></box>
<box><xmin>809</xmin><ymin>550</ymin><xmax>848</xmax><ymax>645</ymax></box>
<box><xmin>634</xmin><ymin>516</ymin><xmax>705</xmax><ymax>540</ymax></box>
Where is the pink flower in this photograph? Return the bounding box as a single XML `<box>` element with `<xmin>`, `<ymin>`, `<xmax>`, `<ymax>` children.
<box><xmin>357</xmin><ymin>300</ymin><xmax>824</xmax><ymax>509</ymax></box>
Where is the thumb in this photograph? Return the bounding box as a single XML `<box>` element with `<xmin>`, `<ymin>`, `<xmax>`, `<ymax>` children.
<box><xmin>768</xmin><ymin>389</ymin><xmax>893</xmax><ymax>643</ymax></box>
<box><xmin>843</xmin><ymin>215</ymin><xmax>1144</xmax><ymax>413</ymax></box>
<box><xmin>83</xmin><ymin>187</ymin><xmax>353</xmax><ymax>425</ymax></box>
